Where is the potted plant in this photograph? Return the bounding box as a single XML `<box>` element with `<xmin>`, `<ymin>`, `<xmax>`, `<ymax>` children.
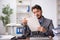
<box><xmin>0</xmin><ymin>5</ymin><xmax>13</xmax><ymax>32</ymax></box>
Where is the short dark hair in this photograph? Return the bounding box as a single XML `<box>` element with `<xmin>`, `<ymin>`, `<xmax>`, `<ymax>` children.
<box><xmin>32</xmin><ymin>4</ymin><xmax>42</xmax><ymax>11</ymax></box>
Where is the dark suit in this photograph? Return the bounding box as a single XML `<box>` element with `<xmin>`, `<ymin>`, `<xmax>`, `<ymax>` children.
<box><xmin>23</xmin><ymin>16</ymin><xmax>54</xmax><ymax>37</ymax></box>
<box><xmin>31</xmin><ymin>16</ymin><xmax>54</xmax><ymax>37</ymax></box>
<box><xmin>23</xmin><ymin>25</ymin><xmax>31</xmax><ymax>37</ymax></box>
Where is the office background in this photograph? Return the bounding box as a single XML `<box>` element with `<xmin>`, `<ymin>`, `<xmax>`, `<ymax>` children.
<box><xmin>0</xmin><ymin>0</ymin><xmax>58</xmax><ymax>31</ymax></box>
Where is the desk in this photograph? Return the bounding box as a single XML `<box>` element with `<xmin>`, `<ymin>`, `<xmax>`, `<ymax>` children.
<box><xmin>15</xmin><ymin>37</ymin><xmax>50</xmax><ymax>40</ymax></box>
<box><xmin>0</xmin><ymin>35</ymin><xmax>14</xmax><ymax>40</ymax></box>
<box><xmin>1</xmin><ymin>35</ymin><xmax>60</xmax><ymax>40</ymax></box>
<box><xmin>30</xmin><ymin>37</ymin><xmax>50</xmax><ymax>40</ymax></box>
<box><xmin>53</xmin><ymin>35</ymin><xmax>60</xmax><ymax>40</ymax></box>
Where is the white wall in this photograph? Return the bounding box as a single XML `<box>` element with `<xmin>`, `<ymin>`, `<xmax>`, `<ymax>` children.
<box><xmin>31</xmin><ymin>0</ymin><xmax>57</xmax><ymax>28</ymax></box>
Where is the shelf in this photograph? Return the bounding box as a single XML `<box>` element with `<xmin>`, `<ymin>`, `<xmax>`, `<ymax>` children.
<box><xmin>17</xmin><ymin>13</ymin><xmax>30</xmax><ymax>15</ymax></box>
<box><xmin>16</xmin><ymin>13</ymin><xmax>30</xmax><ymax>17</ymax></box>
<box><xmin>17</xmin><ymin>11</ymin><xmax>30</xmax><ymax>13</ymax></box>
<box><xmin>17</xmin><ymin>3</ymin><xmax>30</xmax><ymax>7</ymax></box>
<box><xmin>17</xmin><ymin>0</ymin><xmax>30</xmax><ymax>2</ymax></box>
<box><xmin>17</xmin><ymin>6</ymin><xmax>30</xmax><ymax>13</ymax></box>
<box><xmin>16</xmin><ymin>0</ymin><xmax>31</xmax><ymax>23</ymax></box>
<box><xmin>17</xmin><ymin>5</ymin><xmax>30</xmax><ymax>7</ymax></box>
<box><xmin>17</xmin><ymin>0</ymin><xmax>30</xmax><ymax>6</ymax></box>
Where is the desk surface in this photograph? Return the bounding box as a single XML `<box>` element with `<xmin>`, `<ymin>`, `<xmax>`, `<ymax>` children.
<box><xmin>30</xmin><ymin>37</ymin><xmax>49</xmax><ymax>40</ymax></box>
<box><xmin>0</xmin><ymin>35</ymin><xmax>14</xmax><ymax>39</ymax></box>
<box><xmin>0</xmin><ymin>35</ymin><xmax>60</xmax><ymax>40</ymax></box>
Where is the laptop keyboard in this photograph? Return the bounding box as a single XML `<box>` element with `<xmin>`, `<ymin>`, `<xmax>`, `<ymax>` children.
<box><xmin>30</xmin><ymin>37</ymin><xmax>49</xmax><ymax>40</ymax></box>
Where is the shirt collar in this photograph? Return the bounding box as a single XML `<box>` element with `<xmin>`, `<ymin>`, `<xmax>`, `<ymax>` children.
<box><xmin>39</xmin><ymin>16</ymin><xmax>44</xmax><ymax>23</ymax></box>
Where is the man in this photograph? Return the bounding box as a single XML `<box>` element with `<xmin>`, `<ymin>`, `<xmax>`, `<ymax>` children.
<box><xmin>31</xmin><ymin>4</ymin><xmax>54</xmax><ymax>37</ymax></box>
<box><xmin>22</xmin><ymin>4</ymin><xmax>54</xmax><ymax>38</ymax></box>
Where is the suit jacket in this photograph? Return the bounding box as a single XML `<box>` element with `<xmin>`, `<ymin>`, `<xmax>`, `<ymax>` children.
<box><xmin>31</xmin><ymin>16</ymin><xmax>54</xmax><ymax>37</ymax></box>
<box><xmin>22</xmin><ymin>16</ymin><xmax>54</xmax><ymax>37</ymax></box>
<box><xmin>22</xmin><ymin>25</ymin><xmax>31</xmax><ymax>37</ymax></box>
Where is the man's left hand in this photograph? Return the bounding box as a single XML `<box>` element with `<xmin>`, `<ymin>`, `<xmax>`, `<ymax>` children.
<box><xmin>38</xmin><ymin>26</ymin><xmax>46</xmax><ymax>32</ymax></box>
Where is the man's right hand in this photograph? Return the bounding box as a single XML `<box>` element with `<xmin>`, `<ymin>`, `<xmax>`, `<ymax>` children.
<box><xmin>22</xmin><ymin>18</ymin><xmax>27</xmax><ymax>26</ymax></box>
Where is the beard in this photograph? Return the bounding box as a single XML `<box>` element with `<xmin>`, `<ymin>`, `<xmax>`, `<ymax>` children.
<box><xmin>36</xmin><ymin>15</ymin><xmax>40</xmax><ymax>19</ymax></box>
<box><xmin>37</xmin><ymin>15</ymin><xmax>42</xmax><ymax>19</ymax></box>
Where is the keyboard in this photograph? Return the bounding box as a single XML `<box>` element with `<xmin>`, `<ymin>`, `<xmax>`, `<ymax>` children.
<box><xmin>30</xmin><ymin>37</ymin><xmax>50</xmax><ymax>40</ymax></box>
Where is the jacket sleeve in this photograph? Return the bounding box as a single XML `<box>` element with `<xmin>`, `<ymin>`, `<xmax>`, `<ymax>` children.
<box><xmin>44</xmin><ymin>20</ymin><xmax>54</xmax><ymax>37</ymax></box>
<box><xmin>24</xmin><ymin>25</ymin><xmax>31</xmax><ymax>37</ymax></box>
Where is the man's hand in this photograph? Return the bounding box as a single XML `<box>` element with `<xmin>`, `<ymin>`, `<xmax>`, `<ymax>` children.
<box><xmin>38</xmin><ymin>26</ymin><xmax>46</xmax><ymax>32</ymax></box>
<box><xmin>22</xmin><ymin>18</ymin><xmax>27</xmax><ymax>26</ymax></box>
<box><xmin>49</xmin><ymin>36</ymin><xmax>53</xmax><ymax>40</ymax></box>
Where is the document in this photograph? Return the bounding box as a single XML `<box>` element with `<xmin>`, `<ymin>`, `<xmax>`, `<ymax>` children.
<box><xmin>27</xmin><ymin>14</ymin><xmax>40</xmax><ymax>31</ymax></box>
<box><xmin>20</xmin><ymin>13</ymin><xmax>41</xmax><ymax>31</ymax></box>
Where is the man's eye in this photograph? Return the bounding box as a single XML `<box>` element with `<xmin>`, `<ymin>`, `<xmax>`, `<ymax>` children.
<box><xmin>34</xmin><ymin>12</ymin><xmax>35</xmax><ymax>13</ymax></box>
<box><xmin>37</xmin><ymin>11</ymin><xmax>39</xmax><ymax>12</ymax></box>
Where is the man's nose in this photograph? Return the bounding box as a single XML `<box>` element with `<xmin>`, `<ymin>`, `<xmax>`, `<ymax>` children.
<box><xmin>34</xmin><ymin>13</ymin><xmax>38</xmax><ymax>16</ymax></box>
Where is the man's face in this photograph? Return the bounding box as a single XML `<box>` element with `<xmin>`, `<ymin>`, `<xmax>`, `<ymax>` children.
<box><xmin>32</xmin><ymin>8</ymin><xmax>42</xmax><ymax>19</ymax></box>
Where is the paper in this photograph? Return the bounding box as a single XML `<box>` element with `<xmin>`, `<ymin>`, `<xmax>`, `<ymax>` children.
<box><xmin>20</xmin><ymin>13</ymin><xmax>41</xmax><ymax>31</ymax></box>
<box><xmin>27</xmin><ymin>15</ymin><xmax>40</xmax><ymax>31</ymax></box>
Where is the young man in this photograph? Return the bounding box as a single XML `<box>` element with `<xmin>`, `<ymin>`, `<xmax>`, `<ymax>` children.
<box><xmin>22</xmin><ymin>5</ymin><xmax>54</xmax><ymax>38</ymax></box>
<box><xmin>31</xmin><ymin>5</ymin><xmax>54</xmax><ymax>37</ymax></box>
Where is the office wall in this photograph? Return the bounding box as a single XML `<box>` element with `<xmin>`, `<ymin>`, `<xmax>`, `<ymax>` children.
<box><xmin>31</xmin><ymin>0</ymin><xmax>57</xmax><ymax>28</ymax></box>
